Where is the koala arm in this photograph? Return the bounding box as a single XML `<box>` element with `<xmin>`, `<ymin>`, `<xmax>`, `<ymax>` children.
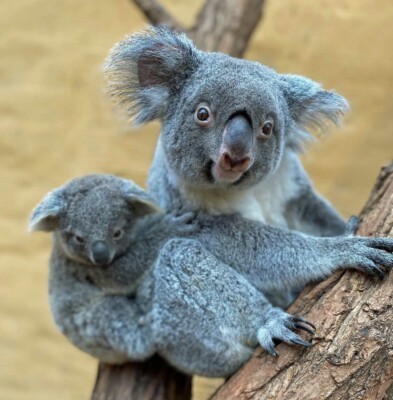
<box><xmin>151</xmin><ymin>238</ymin><xmax>314</xmax><ymax>377</ymax></box>
<box><xmin>48</xmin><ymin>255</ymin><xmax>155</xmax><ymax>363</ymax></box>
<box><xmin>285</xmin><ymin>184</ymin><xmax>347</xmax><ymax>237</ymax></box>
<box><xmin>283</xmin><ymin>159</ymin><xmax>346</xmax><ymax>237</ymax></box>
<box><xmin>196</xmin><ymin>214</ymin><xmax>393</xmax><ymax>294</ymax></box>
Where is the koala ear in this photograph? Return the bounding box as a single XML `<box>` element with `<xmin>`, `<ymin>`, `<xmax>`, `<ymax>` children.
<box><xmin>103</xmin><ymin>26</ymin><xmax>200</xmax><ymax>125</ymax></box>
<box><xmin>29</xmin><ymin>189</ymin><xmax>65</xmax><ymax>232</ymax></box>
<box><xmin>119</xmin><ymin>179</ymin><xmax>162</xmax><ymax>216</ymax></box>
<box><xmin>279</xmin><ymin>74</ymin><xmax>349</xmax><ymax>149</ymax></box>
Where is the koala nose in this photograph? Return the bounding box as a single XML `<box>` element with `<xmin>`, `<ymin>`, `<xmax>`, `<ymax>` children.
<box><xmin>220</xmin><ymin>152</ymin><xmax>251</xmax><ymax>173</ymax></box>
<box><xmin>91</xmin><ymin>241</ymin><xmax>111</xmax><ymax>266</ymax></box>
<box><xmin>220</xmin><ymin>112</ymin><xmax>253</xmax><ymax>172</ymax></box>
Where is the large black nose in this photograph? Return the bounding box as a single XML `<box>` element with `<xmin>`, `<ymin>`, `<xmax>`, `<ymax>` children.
<box><xmin>223</xmin><ymin>112</ymin><xmax>253</xmax><ymax>159</ymax></box>
<box><xmin>91</xmin><ymin>241</ymin><xmax>111</xmax><ymax>266</ymax></box>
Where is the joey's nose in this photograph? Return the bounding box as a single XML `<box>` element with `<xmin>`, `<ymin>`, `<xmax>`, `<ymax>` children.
<box><xmin>91</xmin><ymin>241</ymin><xmax>111</xmax><ymax>266</ymax></box>
<box><xmin>220</xmin><ymin>152</ymin><xmax>251</xmax><ymax>173</ymax></box>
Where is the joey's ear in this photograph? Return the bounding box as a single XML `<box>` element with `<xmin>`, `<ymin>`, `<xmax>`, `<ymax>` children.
<box><xmin>119</xmin><ymin>179</ymin><xmax>162</xmax><ymax>216</ymax></box>
<box><xmin>29</xmin><ymin>189</ymin><xmax>65</xmax><ymax>232</ymax></box>
<box><xmin>103</xmin><ymin>26</ymin><xmax>200</xmax><ymax>125</ymax></box>
<box><xmin>279</xmin><ymin>74</ymin><xmax>349</xmax><ymax>148</ymax></box>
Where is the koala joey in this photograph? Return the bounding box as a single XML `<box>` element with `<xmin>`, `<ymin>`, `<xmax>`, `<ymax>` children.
<box><xmin>30</xmin><ymin>174</ymin><xmax>393</xmax><ymax>376</ymax></box>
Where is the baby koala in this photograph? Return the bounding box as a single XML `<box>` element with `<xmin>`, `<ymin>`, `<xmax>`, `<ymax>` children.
<box><xmin>29</xmin><ymin>174</ymin><xmax>315</xmax><ymax>375</ymax></box>
<box><xmin>30</xmin><ymin>174</ymin><xmax>393</xmax><ymax>377</ymax></box>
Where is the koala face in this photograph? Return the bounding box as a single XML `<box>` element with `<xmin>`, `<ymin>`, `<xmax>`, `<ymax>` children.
<box><xmin>58</xmin><ymin>188</ymin><xmax>134</xmax><ymax>266</ymax></box>
<box><xmin>161</xmin><ymin>55</ymin><xmax>286</xmax><ymax>189</ymax></box>
<box><xmin>29</xmin><ymin>174</ymin><xmax>161</xmax><ymax>266</ymax></box>
<box><xmin>104</xmin><ymin>27</ymin><xmax>348</xmax><ymax>191</ymax></box>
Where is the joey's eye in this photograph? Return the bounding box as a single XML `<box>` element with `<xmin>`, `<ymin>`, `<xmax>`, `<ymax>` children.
<box><xmin>113</xmin><ymin>229</ymin><xmax>124</xmax><ymax>240</ymax></box>
<box><xmin>194</xmin><ymin>106</ymin><xmax>211</xmax><ymax>125</ymax></box>
<box><xmin>74</xmin><ymin>235</ymin><xmax>85</xmax><ymax>245</ymax></box>
<box><xmin>261</xmin><ymin>122</ymin><xmax>273</xmax><ymax>137</ymax></box>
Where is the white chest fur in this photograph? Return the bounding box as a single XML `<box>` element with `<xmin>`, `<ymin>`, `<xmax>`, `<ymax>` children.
<box><xmin>178</xmin><ymin>151</ymin><xmax>300</xmax><ymax>227</ymax></box>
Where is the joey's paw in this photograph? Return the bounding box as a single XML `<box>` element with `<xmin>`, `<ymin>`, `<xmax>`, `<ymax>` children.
<box><xmin>166</xmin><ymin>211</ymin><xmax>199</xmax><ymax>234</ymax></box>
<box><xmin>257</xmin><ymin>309</ymin><xmax>315</xmax><ymax>357</ymax></box>
<box><xmin>344</xmin><ymin>215</ymin><xmax>359</xmax><ymax>236</ymax></box>
<box><xmin>343</xmin><ymin>237</ymin><xmax>393</xmax><ymax>278</ymax></box>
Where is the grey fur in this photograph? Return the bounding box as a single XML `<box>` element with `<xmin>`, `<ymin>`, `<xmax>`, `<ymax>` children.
<box><xmin>104</xmin><ymin>27</ymin><xmax>352</xmax><ymax>306</ymax></box>
<box><xmin>30</xmin><ymin>174</ymin><xmax>393</xmax><ymax>376</ymax></box>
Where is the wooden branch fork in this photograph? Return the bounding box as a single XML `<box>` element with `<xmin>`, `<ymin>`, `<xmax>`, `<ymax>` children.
<box><xmin>91</xmin><ymin>1</ymin><xmax>393</xmax><ymax>398</ymax></box>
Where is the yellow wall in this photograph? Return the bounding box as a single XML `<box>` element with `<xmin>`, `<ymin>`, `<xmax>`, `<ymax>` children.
<box><xmin>1</xmin><ymin>1</ymin><xmax>392</xmax><ymax>399</ymax></box>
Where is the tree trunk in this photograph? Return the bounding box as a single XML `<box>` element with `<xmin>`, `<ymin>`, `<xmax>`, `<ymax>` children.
<box><xmin>212</xmin><ymin>162</ymin><xmax>393</xmax><ymax>400</ymax></box>
<box><xmin>189</xmin><ymin>0</ymin><xmax>265</xmax><ymax>58</ymax></box>
<box><xmin>91</xmin><ymin>1</ymin><xmax>265</xmax><ymax>399</ymax></box>
<box><xmin>91</xmin><ymin>356</ymin><xmax>192</xmax><ymax>400</ymax></box>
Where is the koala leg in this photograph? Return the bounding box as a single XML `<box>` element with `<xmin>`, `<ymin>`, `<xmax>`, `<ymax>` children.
<box><xmin>49</xmin><ymin>267</ymin><xmax>155</xmax><ymax>363</ymax></box>
<box><xmin>151</xmin><ymin>238</ymin><xmax>315</xmax><ymax>377</ymax></box>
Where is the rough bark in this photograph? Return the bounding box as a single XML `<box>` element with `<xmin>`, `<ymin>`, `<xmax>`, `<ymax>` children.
<box><xmin>91</xmin><ymin>1</ymin><xmax>266</xmax><ymax>399</ymax></box>
<box><xmin>212</xmin><ymin>162</ymin><xmax>393</xmax><ymax>400</ymax></box>
<box><xmin>130</xmin><ymin>0</ymin><xmax>265</xmax><ymax>58</ymax></box>
<box><xmin>91</xmin><ymin>356</ymin><xmax>192</xmax><ymax>400</ymax></box>
<box><xmin>189</xmin><ymin>0</ymin><xmax>265</xmax><ymax>58</ymax></box>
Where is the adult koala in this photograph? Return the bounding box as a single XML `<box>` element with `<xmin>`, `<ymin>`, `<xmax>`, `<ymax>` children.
<box><xmin>104</xmin><ymin>27</ymin><xmax>350</xmax><ymax>306</ymax></box>
<box><xmin>104</xmin><ymin>27</ymin><xmax>348</xmax><ymax>238</ymax></box>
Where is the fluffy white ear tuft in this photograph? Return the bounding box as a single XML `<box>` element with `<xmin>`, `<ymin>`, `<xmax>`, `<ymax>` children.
<box><xmin>280</xmin><ymin>74</ymin><xmax>349</xmax><ymax>149</ymax></box>
<box><xmin>103</xmin><ymin>26</ymin><xmax>200</xmax><ymax>125</ymax></box>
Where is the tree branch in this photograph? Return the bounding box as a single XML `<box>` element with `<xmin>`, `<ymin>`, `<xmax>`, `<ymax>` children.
<box><xmin>131</xmin><ymin>0</ymin><xmax>184</xmax><ymax>31</ymax></box>
<box><xmin>189</xmin><ymin>0</ymin><xmax>265</xmax><ymax>57</ymax></box>
<box><xmin>212</xmin><ymin>162</ymin><xmax>393</xmax><ymax>400</ymax></box>
<box><xmin>91</xmin><ymin>356</ymin><xmax>192</xmax><ymax>400</ymax></box>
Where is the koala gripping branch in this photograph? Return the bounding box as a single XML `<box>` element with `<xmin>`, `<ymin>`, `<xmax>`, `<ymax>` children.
<box><xmin>212</xmin><ymin>162</ymin><xmax>393</xmax><ymax>400</ymax></box>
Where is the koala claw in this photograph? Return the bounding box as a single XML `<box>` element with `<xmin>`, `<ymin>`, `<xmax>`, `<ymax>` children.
<box><xmin>293</xmin><ymin>315</ymin><xmax>316</xmax><ymax>331</ymax></box>
<box><xmin>293</xmin><ymin>322</ymin><xmax>315</xmax><ymax>336</ymax></box>
<box><xmin>257</xmin><ymin>310</ymin><xmax>315</xmax><ymax>357</ymax></box>
<box><xmin>167</xmin><ymin>211</ymin><xmax>199</xmax><ymax>234</ymax></box>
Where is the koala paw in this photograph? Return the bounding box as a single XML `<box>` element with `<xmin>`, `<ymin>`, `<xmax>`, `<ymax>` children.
<box><xmin>340</xmin><ymin>237</ymin><xmax>393</xmax><ymax>279</ymax></box>
<box><xmin>257</xmin><ymin>309</ymin><xmax>315</xmax><ymax>357</ymax></box>
<box><xmin>166</xmin><ymin>211</ymin><xmax>199</xmax><ymax>234</ymax></box>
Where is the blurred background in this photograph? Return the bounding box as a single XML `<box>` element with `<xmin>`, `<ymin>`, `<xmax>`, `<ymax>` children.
<box><xmin>1</xmin><ymin>0</ymin><xmax>392</xmax><ymax>399</ymax></box>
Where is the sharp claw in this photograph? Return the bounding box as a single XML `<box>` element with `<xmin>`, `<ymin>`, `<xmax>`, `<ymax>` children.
<box><xmin>262</xmin><ymin>342</ymin><xmax>278</xmax><ymax>357</ymax></box>
<box><xmin>294</xmin><ymin>323</ymin><xmax>315</xmax><ymax>336</ymax></box>
<box><xmin>290</xmin><ymin>337</ymin><xmax>312</xmax><ymax>347</ymax></box>
<box><xmin>374</xmin><ymin>267</ymin><xmax>386</xmax><ymax>279</ymax></box>
<box><xmin>293</xmin><ymin>316</ymin><xmax>316</xmax><ymax>330</ymax></box>
<box><xmin>266</xmin><ymin>344</ymin><xmax>278</xmax><ymax>357</ymax></box>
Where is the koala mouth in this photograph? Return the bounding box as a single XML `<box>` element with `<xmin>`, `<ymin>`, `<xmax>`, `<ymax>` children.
<box><xmin>204</xmin><ymin>159</ymin><xmax>251</xmax><ymax>186</ymax></box>
<box><xmin>210</xmin><ymin>153</ymin><xmax>253</xmax><ymax>184</ymax></box>
<box><xmin>211</xmin><ymin>162</ymin><xmax>245</xmax><ymax>184</ymax></box>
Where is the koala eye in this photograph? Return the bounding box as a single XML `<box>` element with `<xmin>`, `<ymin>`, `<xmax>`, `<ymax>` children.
<box><xmin>260</xmin><ymin>121</ymin><xmax>274</xmax><ymax>138</ymax></box>
<box><xmin>74</xmin><ymin>235</ymin><xmax>85</xmax><ymax>245</ymax></box>
<box><xmin>194</xmin><ymin>105</ymin><xmax>212</xmax><ymax>126</ymax></box>
<box><xmin>113</xmin><ymin>229</ymin><xmax>124</xmax><ymax>240</ymax></box>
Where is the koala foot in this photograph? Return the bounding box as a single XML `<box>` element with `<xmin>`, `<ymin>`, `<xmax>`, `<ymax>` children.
<box><xmin>257</xmin><ymin>309</ymin><xmax>315</xmax><ymax>357</ymax></box>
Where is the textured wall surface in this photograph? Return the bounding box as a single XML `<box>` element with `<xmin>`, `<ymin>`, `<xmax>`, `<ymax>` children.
<box><xmin>0</xmin><ymin>1</ymin><xmax>392</xmax><ymax>399</ymax></box>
